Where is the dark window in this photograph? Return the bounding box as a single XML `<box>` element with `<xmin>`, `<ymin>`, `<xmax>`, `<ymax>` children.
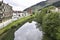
<box><xmin>0</xmin><ymin>3</ymin><xmax>1</xmax><ymax>6</ymax></box>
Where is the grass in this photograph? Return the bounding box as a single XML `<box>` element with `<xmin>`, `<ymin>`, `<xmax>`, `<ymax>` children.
<box><xmin>0</xmin><ymin>15</ymin><xmax>34</xmax><ymax>36</ymax></box>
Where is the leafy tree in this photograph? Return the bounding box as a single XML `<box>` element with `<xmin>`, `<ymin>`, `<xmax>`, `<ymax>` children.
<box><xmin>42</xmin><ymin>12</ymin><xmax>60</xmax><ymax>40</ymax></box>
<box><xmin>35</xmin><ymin>6</ymin><xmax>60</xmax><ymax>40</ymax></box>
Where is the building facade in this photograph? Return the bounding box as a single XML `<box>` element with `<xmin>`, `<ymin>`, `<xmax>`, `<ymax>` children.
<box><xmin>13</xmin><ymin>11</ymin><xmax>26</xmax><ymax>20</ymax></box>
<box><xmin>0</xmin><ymin>1</ymin><xmax>13</xmax><ymax>23</ymax></box>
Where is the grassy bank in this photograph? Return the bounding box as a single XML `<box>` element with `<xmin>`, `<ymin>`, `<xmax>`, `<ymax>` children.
<box><xmin>0</xmin><ymin>15</ymin><xmax>34</xmax><ymax>40</ymax></box>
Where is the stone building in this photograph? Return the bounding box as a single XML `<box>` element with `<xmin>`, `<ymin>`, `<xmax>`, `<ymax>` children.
<box><xmin>24</xmin><ymin>8</ymin><xmax>32</xmax><ymax>14</ymax></box>
<box><xmin>0</xmin><ymin>1</ymin><xmax>13</xmax><ymax>23</ymax></box>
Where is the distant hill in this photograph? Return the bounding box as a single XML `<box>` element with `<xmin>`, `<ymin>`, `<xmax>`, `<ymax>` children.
<box><xmin>24</xmin><ymin>1</ymin><xmax>47</xmax><ymax>11</ymax></box>
<box><xmin>30</xmin><ymin>1</ymin><xmax>47</xmax><ymax>11</ymax></box>
<box><xmin>24</xmin><ymin>0</ymin><xmax>60</xmax><ymax>12</ymax></box>
<box><xmin>52</xmin><ymin>1</ymin><xmax>60</xmax><ymax>7</ymax></box>
<box><xmin>47</xmin><ymin>0</ymin><xmax>60</xmax><ymax>4</ymax></box>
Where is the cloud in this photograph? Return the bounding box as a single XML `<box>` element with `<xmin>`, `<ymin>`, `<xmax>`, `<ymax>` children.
<box><xmin>12</xmin><ymin>6</ymin><xmax>26</xmax><ymax>11</ymax></box>
<box><xmin>3</xmin><ymin>0</ymin><xmax>46</xmax><ymax>11</ymax></box>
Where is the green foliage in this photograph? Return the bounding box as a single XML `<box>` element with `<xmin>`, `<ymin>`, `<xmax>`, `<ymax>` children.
<box><xmin>0</xmin><ymin>15</ymin><xmax>34</xmax><ymax>40</ymax></box>
<box><xmin>42</xmin><ymin>12</ymin><xmax>60</xmax><ymax>40</ymax></box>
<box><xmin>48</xmin><ymin>6</ymin><xmax>56</xmax><ymax>9</ymax></box>
<box><xmin>35</xmin><ymin>8</ymin><xmax>48</xmax><ymax>24</ymax></box>
<box><xmin>0</xmin><ymin>29</ymin><xmax>14</xmax><ymax>40</ymax></box>
<box><xmin>35</xmin><ymin>6</ymin><xmax>60</xmax><ymax>40</ymax></box>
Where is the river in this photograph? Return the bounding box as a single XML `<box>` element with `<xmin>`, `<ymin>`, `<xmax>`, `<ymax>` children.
<box><xmin>14</xmin><ymin>21</ymin><xmax>43</xmax><ymax>40</ymax></box>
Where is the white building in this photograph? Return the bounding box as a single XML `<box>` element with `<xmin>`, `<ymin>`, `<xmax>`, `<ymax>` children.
<box><xmin>12</xmin><ymin>11</ymin><xmax>29</xmax><ymax>20</ymax></box>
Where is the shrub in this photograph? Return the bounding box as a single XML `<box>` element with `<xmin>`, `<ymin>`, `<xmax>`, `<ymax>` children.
<box><xmin>35</xmin><ymin>6</ymin><xmax>60</xmax><ymax>40</ymax></box>
<box><xmin>42</xmin><ymin>12</ymin><xmax>60</xmax><ymax>40</ymax></box>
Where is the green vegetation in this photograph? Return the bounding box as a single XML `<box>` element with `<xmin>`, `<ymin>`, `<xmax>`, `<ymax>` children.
<box><xmin>35</xmin><ymin>6</ymin><xmax>60</xmax><ymax>40</ymax></box>
<box><xmin>0</xmin><ymin>15</ymin><xmax>34</xmax><ymax>40</ymax></box>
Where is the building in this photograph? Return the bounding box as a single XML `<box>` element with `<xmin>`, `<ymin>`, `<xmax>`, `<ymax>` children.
<box><xmin>13</xmin><ymin>11</ymin><xmax>26</xmax><ymax>20</ymax></box>
<box><xmin>24</xmin><ymin>8</ymin><xmax>32</xmax><ymax>14</ymax></box>
<box><xmin>0</xmin><ymin>1</ymin><xmax>13</xmax><ymax>23</ymax></box>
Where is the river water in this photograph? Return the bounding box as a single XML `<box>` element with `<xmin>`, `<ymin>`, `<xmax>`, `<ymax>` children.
<box><xmin>14</xmin><ymin>21</ymin><xmax>43</xmax><ymax>40</ymax></box>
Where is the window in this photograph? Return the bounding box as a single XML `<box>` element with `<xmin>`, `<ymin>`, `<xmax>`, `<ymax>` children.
<box><xmin>0</xmin><ymin>3</ymin><xmax>2</xmax><ymax>6</ymax></box>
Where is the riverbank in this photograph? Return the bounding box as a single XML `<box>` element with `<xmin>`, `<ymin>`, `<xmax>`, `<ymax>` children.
<box><xmin>0</xmin><ymin>15</ymin><xmax>34</xmax><ymax>40</ymax></box>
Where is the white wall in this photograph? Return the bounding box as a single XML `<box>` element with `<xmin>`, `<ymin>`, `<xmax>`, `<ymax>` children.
<box><xmin>0</xmin><ymin>12</ymin><xmax>30</xmax><ymax>29</ymax></box>
<box><xmin>0</xmin><ymin>19</ymin><xmax>13</xmax><ymax>29</ymax></box>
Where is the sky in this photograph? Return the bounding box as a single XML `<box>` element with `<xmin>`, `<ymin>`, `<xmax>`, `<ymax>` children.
<box><xmin>14</xmin><ymin>21</ymin><xmax>43</xmax><ymax>40</ymax></box>
<box><xmin>1</xmin><ymin>0</ymin><xmax>46</xmax><ymax>11</ymax></box>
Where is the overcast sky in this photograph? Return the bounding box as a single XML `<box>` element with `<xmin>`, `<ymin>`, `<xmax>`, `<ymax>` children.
<box><xmin>2</xmin><ymin>0</ymin><xmax>46</xmax><ymax>11</ymax></box>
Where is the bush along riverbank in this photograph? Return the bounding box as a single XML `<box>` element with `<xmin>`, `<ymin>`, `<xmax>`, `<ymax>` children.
<box><xmin>35</xmin><ymin>6</ymin><xmax>60</xmax><ymax>40</ymax></box>
<box><xmin>0</xmin><ymin>15</ymin><xmax>35</xmax><ymax>40</ymax></box>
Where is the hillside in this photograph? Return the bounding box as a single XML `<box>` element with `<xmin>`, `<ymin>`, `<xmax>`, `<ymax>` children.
<box><xmin>52</xmin><ymin>1</ymin><xmax>60</xmax><ymax>7</ymax></box>
<box><xmin>24</xmin><ymin>0</ymin><xmax>60</xmax><ymax>12</ymax></box>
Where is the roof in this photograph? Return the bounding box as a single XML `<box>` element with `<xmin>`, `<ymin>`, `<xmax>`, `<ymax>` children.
<box><xmin>13</xmin><ymin>11</ymin><xmax>23</xmax><ymax>13</ymax></box>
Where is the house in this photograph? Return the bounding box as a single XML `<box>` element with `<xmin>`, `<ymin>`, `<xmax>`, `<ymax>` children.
<box><xmin>13</xmin><ymin>11</ymin><xmax>26</xmax><ymax>20</ymax></box>
<box><xmin>0</xmin><ymin>0</ymin><xmax>13</xmax><ymax>23</ymax></box>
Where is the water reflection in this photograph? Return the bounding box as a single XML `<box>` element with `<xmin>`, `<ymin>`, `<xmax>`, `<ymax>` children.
<box><xmin>14</xmin><ymin>21</ymin><xmax>43</xmax><ymax>40</ymax></box>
